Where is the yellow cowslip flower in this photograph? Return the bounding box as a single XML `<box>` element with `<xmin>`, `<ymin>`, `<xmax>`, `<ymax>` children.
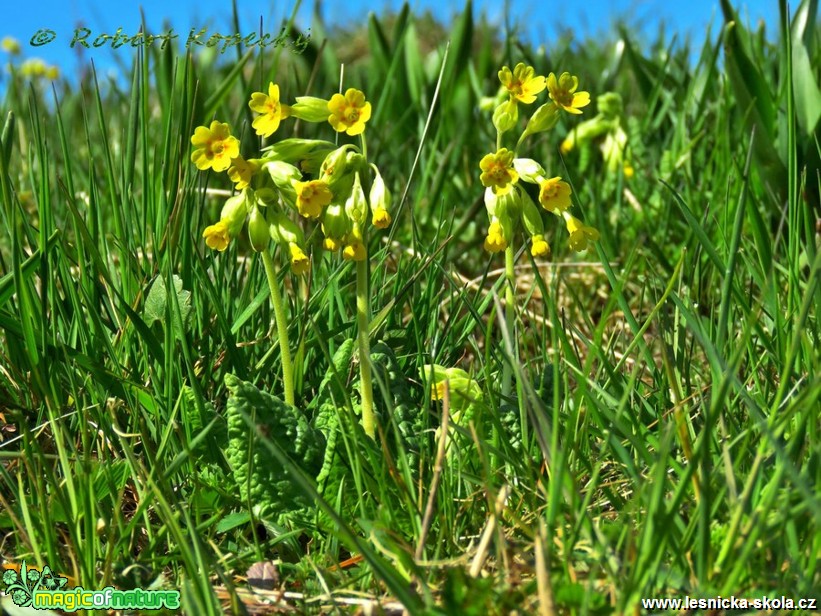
<box><xmin>227</xmin><ymin>156</ymin><xmax>258</xmax><ymax>190</ymax></box>
<box><xmin>547</xmin><ymin>72</ymin><xmax>591</xmax><ymax>115</ymax></box>
<box><xmin>20</xmin><ymin>58</ymin><xmax>47</xmax><ymax>77</ymax></box>
<box><xmin>203</xmin><ymin>221</ymin><xmax>231</xmax><ymax>251</ymax></box>
<box><xmin>479</xmin><ymin>148</ymin><xmax>519</xmax><ymax>195</ymax></box>
<box><xmin>342</xmin><ymin>228</ymin><xmax>367</xmax><ymax>261</ymax></box>
<box><xmin>288</xmin><ymin>243</ymin><xmax>310</xmax><ymax>275</ymax></box>
<box><xmin>538</xmin><ymin>177</ymin><xmax>572</xmax><ymax>213</ymax></box>
<box><xmin>248</xmin><ymin>82</ymin><xmax>291</xmax><ymax>137</ymax></box>
<box><xmin>324</xmin><ymin>237</ymin><xmax>342</xmax><ymax>251</ymax></box>
<box><xmin>498</xmin><ymin>63</ymin><xmax>545</xmax><ymax>105</ymax></box>
<box><xmin>293</xmin><ymin>179</ymin><xmax>332</xmax><ymax>219</ymax></box>
<box><xmin>560</xmin><ymin>138</ymin><xmax>574</xmax><ymax>154</ymax></box>
<box><xmin>343</xmin><ymin>241</ymin><xmax>366</xmax><ymax>261</ymax></box>
<box><xmin>530</xmin><ymin>234</ymin><xmax>550</xmax><ymax>258</ymax></box>
<box><xmin>372</xmin><ymin>207</ymin><xmax>391</xmax><ymax>229</ymax></box>
<box><xmin>564</xmin><ymin>213</ymin><xmax>599</xmax><ymax>251</ymax></box>
<box><xmin>322</xmin><ymin>203</ymin><xmax>349</xmax><ymax>251</ymax></box>
<box><xmin>327</xmin><ymin>88</ymin><xmax>372</xmax><ymax>136</ymax></box>
<box><xmin>190</xmin><ymin>121</ymin><xmax>240</xmax><ymax>172</ymax></box>
<box><xmin>431</xmin><ymin>380</ymin><xmax>448</xmax><ymax>401</ymax></box>
<box><xmin>369</xmin><ymin>168</ymin><xmax>391</xmax><ymax>228</ymax></box>
<box><xmin>623</xmin><ymin>163</ymin><xmax>634</xmax><ymax>179</ymax></box>
<box><xmin>1</xmin><ymin>37</ymin><xmax>21</xmax><ymax>55</ymax></box>
<box><xmin>45</xmin><ymin>66</ymin><xmax>60</xmax><ymax>80</ymax></box>
<box><xmin>483</xmin><ymin>220</ymin><xmax>508</xmax><ymax>253</ymax></box>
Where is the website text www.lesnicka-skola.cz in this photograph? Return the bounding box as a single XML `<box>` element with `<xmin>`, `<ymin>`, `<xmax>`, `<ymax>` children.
<box><xmin>641</xmin><ymin>595</ymin><xmax>817</xmax><ymax>611</ymax></box>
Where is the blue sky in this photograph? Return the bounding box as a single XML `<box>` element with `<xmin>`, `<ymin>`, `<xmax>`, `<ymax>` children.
<box><xmin>4</xmin><ymin>0</ymin><xmax>779</xmax><ymax>80</ymax></box>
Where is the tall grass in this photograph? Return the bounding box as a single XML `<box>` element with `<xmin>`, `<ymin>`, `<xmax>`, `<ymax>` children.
<box><xmin>0</xmin><ymin>0</ymin><xmax>818</xmax><ymax>613</ymax></box>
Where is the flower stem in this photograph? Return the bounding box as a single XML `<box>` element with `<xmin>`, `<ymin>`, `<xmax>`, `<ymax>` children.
<box><xmin>356</xmin><ymin>256</ymin><xmax>376</xmax><ymax>439</ymax></box>
<box><xmin>502</xmin><ymin>244</ymin><xmax>516</xmax><ymax>399</ymax></box>
<box><xmin>262</xmin><ymin>249</ymin><xmax>295</xmax><ymax>406</ymax></box>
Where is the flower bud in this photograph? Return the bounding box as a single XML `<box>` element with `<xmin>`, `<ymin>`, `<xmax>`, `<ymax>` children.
<box><xmin>344</xmin><ymin>172</ymin><xmax>368</xmax><ymax>226</ymax></box>
<box><xmin>320</xmin><ymin>145</ymin><xmax>359</xmax><ymax>196</ymax></box>
<box><xmin>513</xmin><ymin>158</ymin><xmax>546</xmax><ymax>184</ymax></box>
<box><xmin>422</xmin><ymin>364</ymin><xmax>483</xmax><ymax>423</ymax></box>
<box><xmin>561</xmin><ymin>114</ymin><xmax>615</xmax><ymax>153</ymax></box>
<box><xmin>247</xmin><ymin>206</ymin><xmax>270</xmax><ymax>252</ymax></box>
<box><xmin>520</xmin><ymin>189</ymin><xmax>544</xmax><ymax>236</ymax></box>
<box><xmin>254</xmin><ymin>187</ymin><xmax>279</xmax><ymax>207</ymax></box>
<box><xmin>289</xmin><ymin>96</ymin><xmax>332</xmax><ymax>123</ymax></box>
<box><xmin>495</xmin><ymin>186</ymin><xmax>522</xmax><ymax>222</ymax></box>
<box><xmin>521</xmin><ymin>102</ymin><xmax>560</xmax><ymax>140</ymax></box>
<box><xmin>220</xmin><ymin>190</ymin><xmax>250</xmax><ymax>237</ymax></box>
<box><xmin>321</xmin><ymin>203</ymin><xmax>350</xmax><ymax>250</ymax></box>
<box><xmin>263</xmin><ymin>138</ymin><xmax>335</xmax><ymax>174</ymax></box>
<box><xmin>597</xmin><ymin>92</ymin><xmax>623</xmax><ymax>119</ymax></box>
<box><xmin>492</xmin><ymin>99</ymin><xmax>518</xmax><ymax>134</ymax></box>
<box><xmin>268</xmin><ymin>212</ymin><xmax>303</xmax><ymax>246</ymax></box>
<box><xmin>264</xmin><ymin>160</ymin><xmax>302</xmax><ymax>191</ymax></box>
<box><xmin>369</xmin><ymin>167</ymin><xmax>392</xmax><ymax>229</ymax></box>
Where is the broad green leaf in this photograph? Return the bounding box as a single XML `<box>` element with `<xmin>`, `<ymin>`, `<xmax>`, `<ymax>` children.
<box><xmin>790</xmin><ymin>0</ymin><xmax>821</xmax><ymax>135</ymax></box>
<box><xmin>722</xmin><ymin>20</ymin><xmax>787</xmax><ymax>197</ymax></box>
<box><xmin>144</xmin><ymin>274</ymin><xmax>192</xmax><ymax>333</ymax></box>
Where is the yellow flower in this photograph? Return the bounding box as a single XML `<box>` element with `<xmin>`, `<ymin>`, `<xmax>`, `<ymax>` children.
<box><xmin>343</xmin><ymin>238</ymin><xmax>367</xmax><ymax>261</ymax></box>
<box><xmin>327</xmin><ymin>88</ymin><xmax>372</xmax><ymax>136</ymax></box>
<box><xmin>45</xmin><ymin>66</ymin><xmax>60</xmax><ymax>80</ymax></box>
<box><xmin>483</xmin><ymin>220</ymin><xmax>508</xmax><ymax>253</ymax></box>
<box><xmin>623</xmin><ymin>163</ymin><xmax>634</xmax><ymax>179</ymax></box>
<box><xmin>538</xmin><ymin>177</ymin><xmax>572</xmax><ymax>213</ymax></box>
<box><xmin>479</xmin><ymin>148</ymin><xmax>519</xmax><ymax>195</ymax></box>
<box><xmin>564</xmin><ymin>213</ymin><xmax>599</xmax><ymax>252</ymax></box>
<box><xmin>248</xmin><ymin>82</ymin><xmax>291</xmax><ymax>137</ymax></box>
<box><xmin>190</xmin><ymin>121</ymin><xmax>240</xmax><ymax>172</ymax></box>
<box><xmin>372</xmin><ymin>207</ymin><xmax>391</xmax><ymax>229</ymax></box>
<box><xmin>531</xmin><ymin>234</ymin><xmax>550</xmax><ymax>258</ymax></box>
<box><xmin>560</xmin><ymin>138</ymin><xmax>574</xmax><ymax>154</ymax></box>
<box><xmin>20</xmin><ymin>58</ymin><xmax>47</xmax><ymax>77</ymax></box>
<box><xmin>289</xmin><ymin>243</ymin><xmax>310</xmax><ymax>275</ymax></box>
<box><xmin>498</xmin><ymin>63</ymin><xmax>545</xmax><ymax>105</ymax></box>
<box><xmin>431</xmin><ymin>381</ymin><xmax>448</xmax><ymax>401</ymax></box>
<box><xmin>203</xmin><ymin>221</ymin><xmax>231</xmax><ymax>251</ymax></box>
<box><xmin>324</xmin><ymin>237</ymin><xmax>342</xmax><ymax>251</ymax></box>
<box><xmin>342</xmin><ymin>226</ymin><xmax>366</xmax><ymax>261</ymax></box>
<box><xmin>1</xmin><ymin>37</ymin><xmax>21</xmax><ymax>55</ymax></box>
<box><xmin>227</xmin><ymin>156</ymin><xmax>258</xmax><ymax>190</ymax></box>
<box><xmin>546</xmin><ymin>72</ymin><xmax>591</xmax><ymax>115</ymax></box>
<box><xmin>293</xmin><ymin>179</ymin><xmax>333</xmax><ymax>219</ymax></box>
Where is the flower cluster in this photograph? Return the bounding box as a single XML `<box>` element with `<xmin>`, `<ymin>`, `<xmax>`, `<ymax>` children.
<box><xmin>190</xmin><ymin>83</ymin><xmax>391</xmax><ymax>274</ymax></box>
<box><xmin>560</xmin><ymin>92</ymin><xmax>633</xmax><ymax>178</ymax></box>
<box><xmin>479</xmin><ymin>64</ymin><xmax>597</xmax><ymax>257</ymax></box>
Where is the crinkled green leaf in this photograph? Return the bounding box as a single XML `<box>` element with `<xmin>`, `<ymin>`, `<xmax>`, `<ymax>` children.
<box><xmin>372</xmin><ymin>342</ymin><xmax>425</xmax><ymax>466</ymax></box>
<box><xmin>224</xmin><ymin>374</ymin><xmax>324</xmax><ymax>526</ymax></box>
<box><xmin>313</xmin><ymin>340</ymin><xmax>355</xmax><ymax>492</ymax></box>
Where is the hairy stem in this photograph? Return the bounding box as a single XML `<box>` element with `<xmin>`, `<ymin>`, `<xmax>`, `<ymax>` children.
<box><xmin>502</xmin><ymin>244</ymin><xmax>516</xmax><ymax>399</ymax></box>
<box><xmin>262</xmin><ymin>249</ymin><xmax>295</xmax><ymax>406</ymax></box>
<box><xmin>356</xmin><ymin>257</ymin><xmax>375</xmax><ymax>438</ymax></box>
